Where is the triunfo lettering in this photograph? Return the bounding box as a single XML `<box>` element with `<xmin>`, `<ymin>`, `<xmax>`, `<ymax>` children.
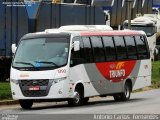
<box><xmin>109</xmin><ymin>69</ymin><xmax>125</xmax><ymax>78</ymax></box>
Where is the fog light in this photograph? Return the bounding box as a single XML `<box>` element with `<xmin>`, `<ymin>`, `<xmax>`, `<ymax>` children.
<box><xmin>58</xmin><ymin>90</ymin><xmax>62</xmax><ymax>94</ymax></box>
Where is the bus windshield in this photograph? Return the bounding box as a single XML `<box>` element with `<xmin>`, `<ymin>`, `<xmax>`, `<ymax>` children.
<box><xmin>123</xmin><ymin>25</ymin><xmax>156</xmax><ymax>37</ymax></box>
<box><xmin>12</xmin><ymin>37</ymin><xmax>70</xmax><ymax>70</ymax></box>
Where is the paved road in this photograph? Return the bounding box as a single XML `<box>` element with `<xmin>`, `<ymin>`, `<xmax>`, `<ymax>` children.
<box><xmin>0</xmin><ymin>89</ymin><xmax>160</xmax><ymax>120</ymax></box>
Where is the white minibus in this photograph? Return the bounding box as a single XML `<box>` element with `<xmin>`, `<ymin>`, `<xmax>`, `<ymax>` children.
<box><xmin>10</xmin><ymin>25</ymin><xmax>151</xmax><ymax>109</ymax></box>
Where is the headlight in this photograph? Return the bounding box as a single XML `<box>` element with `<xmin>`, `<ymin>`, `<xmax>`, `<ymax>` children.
<box><xmin>10</xmin><ymin>79</ymin><xmax>18</xmax><ymax>85</ymax></box>
<box><xmin>52</xmin><ymin>77</ymin><xmax>67</xmax><ymax>84</ymax></box>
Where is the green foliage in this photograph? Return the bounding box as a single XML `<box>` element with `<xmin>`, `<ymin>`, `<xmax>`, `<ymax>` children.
<box><xmin>0</xmin><ymin>82</ymin><xmax>12</xmax><ymax>100</ymax></box>
<box><xmin>152</xmin><ymin>61</ymin><xmax>160</xmax><ymax>88</ymax></box>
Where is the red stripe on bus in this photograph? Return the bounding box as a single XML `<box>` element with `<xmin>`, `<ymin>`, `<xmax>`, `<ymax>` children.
<box><xmin>96</xmin><ymin>60</ymin><xmax>136</xmax><ymax>82</ymax></box>
<box><xmin>81</xmin><ymin>31</ymin><xmax>141</xmax><ymax>36</ymax></box>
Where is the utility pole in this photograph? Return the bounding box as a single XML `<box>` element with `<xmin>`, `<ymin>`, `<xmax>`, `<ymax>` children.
<box><xmin>127</xmin><ymin>0</ymin><xmax>133</xmax><ymax>29</ymax></box>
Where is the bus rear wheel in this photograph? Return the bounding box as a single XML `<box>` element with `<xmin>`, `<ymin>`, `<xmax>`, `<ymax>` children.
<box><xmin>19</xmin><ymin>100</ymin><xmax>33</xmax><ymax>109</ymax></box>
<box><xmin>114</xmin><ymin>82</ymin><xmax>131</xmax><ymax>101</ymax></box>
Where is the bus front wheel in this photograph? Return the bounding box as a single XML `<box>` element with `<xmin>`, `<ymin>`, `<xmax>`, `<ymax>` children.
<box><xmin>114</xmin><ymin>82</ymin><xmax>131</xmax><ymax>101</ymax></box>
<box><xmin>19</xmin><ymin>100</ymin><xmax>33</xmax><ymax>109</ymax></box>
<box><xmin>68</xmin><ymin>88</ymin><xmax>82</xmax><ymax>106</ymax></box>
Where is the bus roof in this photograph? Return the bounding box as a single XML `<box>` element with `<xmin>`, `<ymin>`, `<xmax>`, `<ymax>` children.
<box><xmin>46</xmin><ymin>25</ymin><xmax>113</xmax><ymax>32</ymax></box>
<box><xmin>22</xmin><ymin>26</ymin><xmax>145</xmax><ymax>40</ymax></box>
<box><xmin>80</xmin><ymin>30</ymin><xmax>145</xmax><ymax>36</ymax></box>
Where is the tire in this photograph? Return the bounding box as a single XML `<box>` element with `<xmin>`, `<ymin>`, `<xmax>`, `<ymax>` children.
<box><xmin>68</xmin><ymin>88</ymin><xmax>82</xmax><ymax>106</ymax></box>
<box><xmin>81</xmin><ymin>97</ymin><xmax>89</xmax><ymax>105</ymax></box>
<box><xmin>114</xmin><ymin>82</ymin><xmax>131</xmax><ymax>101</ymax></box>
<box><xmin>19</xmin><ymin>100</ymin><xmax>33</xmax><ymax>109</ymax></box>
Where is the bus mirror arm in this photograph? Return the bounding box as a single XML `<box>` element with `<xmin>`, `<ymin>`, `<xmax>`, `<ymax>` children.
<box><xmin>11</xmin><ymin>44</ymin><xmax>17</xmax><ymax>54</ymax></box>
<box><xmin>73</xmin><ymin>41</ymin><xmax>80</xmax><ymax>51</ymax></box>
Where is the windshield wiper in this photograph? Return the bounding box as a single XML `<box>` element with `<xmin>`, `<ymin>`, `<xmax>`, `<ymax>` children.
<box><xmin>15</xmin><ymin>61</ymin><xmax>35</xmax><ymax>67</ymax></box>
<box><xmin>34</xmin><ymin>61</ymin><xmax>59</xmax><ymax>67</ymax></box>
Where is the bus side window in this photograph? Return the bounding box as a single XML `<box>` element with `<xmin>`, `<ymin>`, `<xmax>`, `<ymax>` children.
<box><xmin>114</xmin><ymin>36</ymin><xmax>127</xmax><ymax>60</ymax></box>
<box><xmin>125</xmin><ymin>36</ymin><xmax>138</xmax><ymax>60</ymax></box>
<box><xmin>71</xmin><ymin>36</ymin><xmax>85</xmax><ymax>67</ymax></box>
<box><xmin>102</xmin><ymin>36</ymin><xmax>116</xmax><ymax>61</ymax></box>
<box><xmin>135</xmin><ymin>36</ymin><xmax>149</xmax><ymax>59</ymax></box>
<box><xmin>63</xmin><ymin>0</ymin><xmax>74</xmax><ymax>3</ymax></box>
<box><xmin>76</xmin><ymin>0</ymin><xmax>91</xmax><ymax>4</ymax></box>
<box><xmin>90</xmin><ymin>36</ymin><xmax>105</xmax><ymax>62</ymax></box>
<box><xmin>82</xmin><ymin>37</ymin><xmax>94</xmax><ymax>63</ymax></box>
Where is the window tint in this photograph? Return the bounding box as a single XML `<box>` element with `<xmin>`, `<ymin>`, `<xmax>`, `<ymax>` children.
<box><xmin>90</xmin><ymin>37</ymin><xmax>105</xmax><ymax>62</ymax></box>
<box><xmin>82</xmin><ymin>37</ymin><xmax>93</xmax><ymax>63</ymax></box>
<box><xmin>125</xmin><ymin>36</ymin><xmax>137</xmax><ymax>59</ymax></box>
<box><xmin>71</xmin><ymin>36</ymin><xmax>85</xmax><ymax>66</ymax></box>
<box><xmin>71</xmin><ymin>35</ymin><xmax>149</xmax><ymax>66</ymax></box>
<box><xmin>63</xmin><ymin>0</ymin><xmax>74</xmax><ymax>3</ymax></box>
<box><xmin>135</xmin><ymin>36</ymin><xmax>149</xmax><ymax>59</ymax></box>
<box><xmin>102</xmin><ymin>36</ymin><xmax>116</xmax><ymax>61</ymax></box>
<box><xmin>114</xmin><ymin>36</ymin><xmax>127</xmax><ymax>60</ymax></box>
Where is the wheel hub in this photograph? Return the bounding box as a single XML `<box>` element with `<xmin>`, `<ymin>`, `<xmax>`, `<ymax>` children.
<box><xmin>125</xmin><ymin>86</ymin><xmax>130</xmax><ymax>98</ymax></box>
<box><xmin>74</xmin><ymin>92</ymin><xmax>80</xmax><ymax>104</ymax></box>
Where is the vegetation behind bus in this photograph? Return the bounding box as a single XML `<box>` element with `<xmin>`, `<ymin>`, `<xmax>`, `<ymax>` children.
<box><xmin>0</xmin><ymin>61</ymin><xmax>160</xmax><ymax>100</ymax></box>
<box><xmin>152</xmin><ymin>61</ymin><xmax>160</xmax><ymax>88</ymax></box>
<box><xmin>0</xmin><ymin>82</ymin><xmax>12</xmax><ymax>100</ymax></box>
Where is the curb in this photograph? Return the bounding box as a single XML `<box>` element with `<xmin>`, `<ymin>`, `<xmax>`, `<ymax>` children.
<box><xmin>0</xmin><ymin>100</ymin><xmax>19</xmax><ymax>106</ymax></box>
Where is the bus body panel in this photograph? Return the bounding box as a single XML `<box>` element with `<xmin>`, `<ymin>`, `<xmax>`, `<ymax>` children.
<box><xmin>131</xmin><ymin>59</ymin><xmax>151</xmax><ymax>90</ymax></box>
<box><xmin>69</xmin><ymin>64</ymin><xmax>100</xmax><ymax>97</ymax></box>
<box><xmin>83</xmin><ymin>63</ymin><xmax>123</xmax><ymax>95</ymax></box>
<box><xmin>70</xmin><ymin>60</ymin><xmax>151</xmax><ymax>97</ymax></box>
<box><xmin>10</xmin><ymin>66</ymin><xmax>72</xmax><ymax>100</ymax></box>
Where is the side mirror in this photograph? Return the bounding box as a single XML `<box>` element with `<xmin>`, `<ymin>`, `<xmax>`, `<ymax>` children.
<box><xmin>73</xmin><ymin>41</ymin><xmax>80</xmax><ymax>51</ymax></box>
<box><xmin>155</xmin><ymin>48</ymin><xmax>159</xmax><ymax>55</ymax></box>
<box><xmin>11</xmin><ymin>44</ymin><xmax>17</xmax><ymax>54</ymax></box>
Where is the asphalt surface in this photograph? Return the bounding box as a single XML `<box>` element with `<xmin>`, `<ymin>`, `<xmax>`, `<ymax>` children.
<box><xmin>0</xmin><ymin>89</ymin><xmax>160</xmax><ymax>120</ymax></box>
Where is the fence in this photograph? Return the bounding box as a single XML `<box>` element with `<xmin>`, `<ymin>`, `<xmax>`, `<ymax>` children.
<box><xmin>0</xmin><ymin>1</ymin><xmax>105</xmax><ymax>57</ymax></box>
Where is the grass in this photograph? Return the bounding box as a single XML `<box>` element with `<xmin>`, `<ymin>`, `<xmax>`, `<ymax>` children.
<box><xmin>0</xmin><ymin>61</ymin><xmax>160</xmax><ymax>100</ymax></box>
<box><xmin>151</xmin><ymin>61</ymin><xmax>160</xmax><ymax>88</ymax></box>
<box><xmin>0</xmin><ymin>82</ymin><xmax>12</xmax><ymax>100</ymax></box>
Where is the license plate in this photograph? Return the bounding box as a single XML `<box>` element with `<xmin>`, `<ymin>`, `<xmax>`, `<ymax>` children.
<box><xmin>29</xmin><ymin>86</ymin><xmax>40</xmax><ymax>91</ymax></box>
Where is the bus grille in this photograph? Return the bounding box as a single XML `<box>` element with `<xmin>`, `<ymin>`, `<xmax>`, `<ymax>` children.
<box><xmin>23</xmin><ymin>90</ymin><xmax>47</xmax><ymax>97</ymax></box>
<box><xmin>20</xmin><ymin>79</ymin><xmax>49</xmax><ymax>86</ymax></box>
<box><xmin>19</xmin><ymin>79</ymin><xmax>51</xmax><ymax>97</ymax></box>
